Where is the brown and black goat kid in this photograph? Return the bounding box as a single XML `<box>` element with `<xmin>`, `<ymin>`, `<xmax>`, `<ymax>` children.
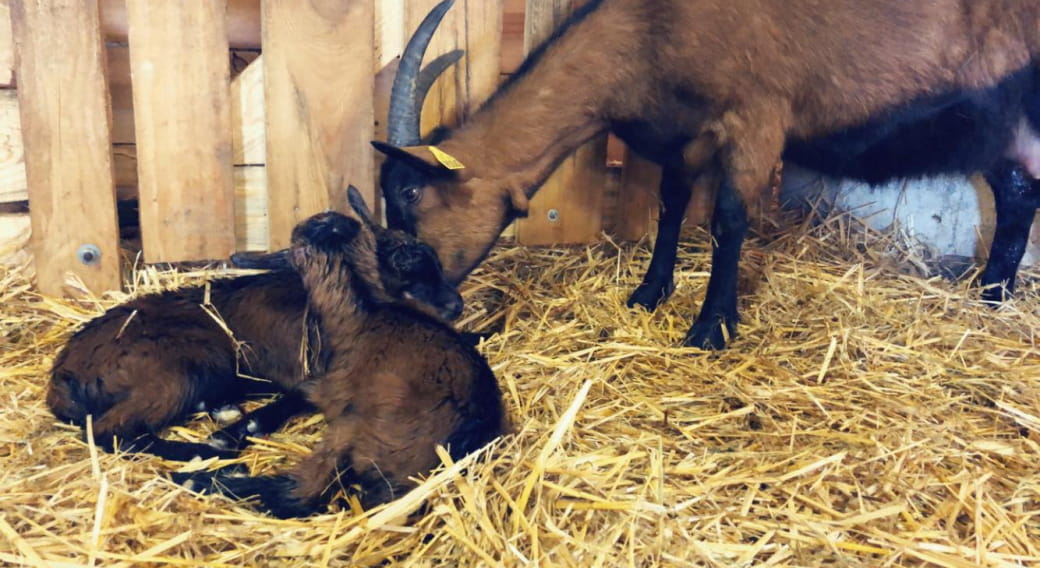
<box><xmin>171</xmin><ymin>207</ymin><xmax>507</xmax><ymax>518</ymax></box>
<box><xmin>375</xmin><ymin>0</ymin><xmax>1040</xmax><ymax>349</ymax></box>
<box><xmin>48</xmin><ymin>188</ymin><xmax>465</xmax><ymax>462</ymax></box>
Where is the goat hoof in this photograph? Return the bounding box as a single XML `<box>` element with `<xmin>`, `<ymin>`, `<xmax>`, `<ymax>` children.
<box><xmin>683</xmin><ymin>317</ymin><xmax>736</xmax><ymax>350</ymax></box>
<box><xmin>979</xmin><ymin>285</ymin><xmax>1012</xmax><ymax>306</ymax></box>
<box><xmin>206</xmin><ymin>425</ymin><xmax>250</xmax><ymax>451</ymax></box>
<box><xmin>209</xmin><ymin>404</ymin><xmax>244</xmax><ymax>424</ymax></box>
<box><xmin>171</xmin><ymin>463</ymin><xmax>249</xmax><ymax>493</ymax></box>
<box><xmin>170</xmin><ymin>470</ymin><xmax>217</xmax><ymax>493</ymax></box>
<box><xmin>626</xmin><ymin>280</ymin><xmax>674</xmax><ymax>312</ymax></box>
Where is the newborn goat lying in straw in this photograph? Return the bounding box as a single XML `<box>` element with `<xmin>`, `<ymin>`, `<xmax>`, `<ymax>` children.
<box><xmin>47</xmin><ymin>188</ymin><xmax>468</xmax><ymax>462</ymax></box>
<box><xmin>171</xmin><ymin>206</ymin><xmax>507</xmax><ymax>518</ymax></box>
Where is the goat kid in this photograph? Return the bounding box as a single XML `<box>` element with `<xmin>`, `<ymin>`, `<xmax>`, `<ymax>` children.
<box><xmin>372</xmin><ymin>0</ymin><xmax>1040</xmax><ymax>349</ymax></box>
<box><xmin>48</xmin><ymin>188</ymin><xmax>463</xmax><ymax>462</ymax></box>
<box><xmin>172</xmin><ymin>208</ymin><xmax>507</xmax><ymax>518</ymax></box>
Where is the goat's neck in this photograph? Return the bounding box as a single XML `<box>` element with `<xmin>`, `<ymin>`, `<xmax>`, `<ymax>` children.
<box><xmin>301</xmin><ymin>265</ymin><xmax>369</xmax><ymax>342</ymax></box>
<box><xmin>438</xmin><ymin>1</ymin><xmax>637</xmax><ymax>200</ymax></box>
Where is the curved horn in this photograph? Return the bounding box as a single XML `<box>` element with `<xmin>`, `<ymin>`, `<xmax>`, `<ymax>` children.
<box><xmin>414</xmin><ymin>49</ymin><xmax>464</xmax><ymax>117</ymax></box>
<box><xmin>387</xmin><ymin>0</ymin><xmax>456</xmax><ymax>147</ymax></box>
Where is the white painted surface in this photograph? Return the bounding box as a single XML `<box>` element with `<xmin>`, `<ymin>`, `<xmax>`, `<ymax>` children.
<box><xmin>781</xmin><ymin>165</ymin><xmax>1040</xmax><ymax>268</ymax></box>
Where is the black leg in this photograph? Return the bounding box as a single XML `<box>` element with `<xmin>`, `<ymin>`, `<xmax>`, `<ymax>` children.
<box><xmin>627</xmin><ymin>166</ymin><xmax>694</xmax><ymax>311</ymax></box>
<box><xmin>228</xmin><ymin>249</ymin><xmax>291</xmax><ymax>270</ymax></box>
<box><xmin>459</xmin><ymin>331</ymin><xmax>494</xmax><ymax>348</ymax></box>
<box><xmin>171</xmin><ymin>469</ymin><xmax>320</xmax><ymax>519</ymax></box>
<box><xmin>980</xmin><ymin>161</ymin><xmax>1040</xmax><ymax>303</ymax></box>
<box><xmin>207</xmin><ymin>391</ymin><xmax>315</xmax><ymax>451</ymax></box>
<box><xmin>683</xmin><ymin>175</ymin><xmax>747</xmax><ymax>350</ymax></box>
<box><xmin>101</xmin><ymin>432</ymin><xmax>240</xmax><ymax>461</ymax></box>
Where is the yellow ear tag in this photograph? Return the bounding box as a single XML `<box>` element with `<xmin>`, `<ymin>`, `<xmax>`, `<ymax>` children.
<box><xmin>427</xmin><ymin>145</ymin><xmax>466</xmax><ymax>170</ymax></box>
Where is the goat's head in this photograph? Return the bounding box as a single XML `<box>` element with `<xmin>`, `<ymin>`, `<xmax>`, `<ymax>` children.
<box><xmin>347</xmin><ymin>186</ymin><xmax>464</xmax><ymax>321</ymax></box>
<box><xmin>372</xmin><ymin>0</ymin><xmax>518</xmax><ymax>284</ymax></box>
<box><xmin>281</xmin><ymin>188</ymin><xmax>464</xmax><ymax>321</ymax></box>
<box><xmin>373</xmin><ymin>141</ymin><xmax>517</xmax><ymax>286</ymax></box>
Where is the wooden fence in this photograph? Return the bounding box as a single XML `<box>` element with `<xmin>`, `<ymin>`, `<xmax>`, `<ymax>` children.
<box><xmin>0</xmin><ymin>0</ymin><xmax>713</xmax><ymax>297</ymax></box>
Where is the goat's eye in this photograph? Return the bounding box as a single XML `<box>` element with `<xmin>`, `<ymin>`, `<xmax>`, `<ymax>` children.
<box><xmin>401</xmin><ymin>186</ymin><xmax>422</xmax><ymax>204</ymax></box>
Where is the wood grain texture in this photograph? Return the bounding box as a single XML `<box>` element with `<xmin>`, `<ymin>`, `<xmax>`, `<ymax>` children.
<box><xmin>101</xmin><ymin>0</ymin><xmax>262</xmax><ymax>49</ymax></box>
<box><xmin>0</xmin><ymin>0</ymin><xmax>13</xmax><ymax>87</ymax></box>
<box><xmin>0</xmin><ymin>90</ymin><xmax>27</xmax><ymax>202</ymax></box>
<box><xmin>231</xmin><ymin>55</ymin><xmax>265</xmax><ymax>165</ymax></box>
<box><xmin>515</xmin><ymin>0</ymin><xmax>606</xmax><ymax>245</ymax></box>
<box><xmin>234</xmin><ymin>165</ymin><xmax>267</xmax><ymax>251</ymax></box>
<box><xmin>127</xmin><ymin>0</ymin><xmax>235</xmax><ymax>263</ymax></box>
<box><xmin>0</xmin><ymin>211</ymin><xmax>31</xmax><ymax>269</ymax></box>
<box><xmin>11</xmin><ymin>0</ymin><xmax>121</xmax><ymax>295</ymax></box>
<box><xmin>616</xmin><ymin>150</ymin><xmax>661</xmax><ymax>241</ymax></box>
<box><xmin>405</xmin><ymin>0</ymin><xmax>503</xmax><ymax>133</ymax></box>
<box><xmin>262</xmin><ymin>0</ymin><xmax>374</xmax><ymax>249</ymax></box>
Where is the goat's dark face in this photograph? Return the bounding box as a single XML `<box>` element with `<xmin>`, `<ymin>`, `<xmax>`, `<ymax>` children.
<box><xmin>375</xmin><ymin>144</ymin><xmax>514</xmax><ymax>285</ymax></box>
<box><xmin>376</xmin><ymin>229</ymin><xmax>463</xmax><ymax>321</ymax></box>
<box><xmin>288</xmin><ymin>194</ymin><xmax>464</xmax><ymax>322</ymax></box>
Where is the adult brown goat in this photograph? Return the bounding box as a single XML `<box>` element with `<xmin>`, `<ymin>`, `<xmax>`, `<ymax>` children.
<box><xmin>374</xmin><ymin>0</ymin><xmax>1040</xmax><ymax>349</ymax></box>
<box><xmin>172</xmin><ymin>207</ymin><xmax>507</xmax><ymax>518</ymax></box>
<box><xmin>48</xmin><ymin>187</ymin><xmax>464</xmax><ymax>462</ymax></box>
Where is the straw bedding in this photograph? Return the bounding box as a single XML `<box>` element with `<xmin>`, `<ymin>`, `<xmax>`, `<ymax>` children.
<box><xmin>1</xmin><ymin>213</ymin><xmax>1038</xmax><ymax>567</ymax></box>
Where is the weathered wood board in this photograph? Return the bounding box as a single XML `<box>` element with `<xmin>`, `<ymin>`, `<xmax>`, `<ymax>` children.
<box><xmin>0</xmin><ymin>90</ymin><xmax>26</xmax><ymax>203</ymax></box>
<box><xmin>262</xmin><ymin>0</ymin><xmax>375</xmax><ymax>249</ymax></box>
<box><xmin>126</xmin><ymin>0</ymin><xmax>236</xmax><ymax>263</ymax></box>
<box><xmin>11</xmin><ymin>0</ymin><xmax>121</xmax><ymax>295</ymax></box>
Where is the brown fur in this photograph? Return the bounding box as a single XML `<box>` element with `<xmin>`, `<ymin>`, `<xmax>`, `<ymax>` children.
<box><xmin>378</xmin><ymin>0</ymin><xmax>1040</xmax><ymax>281</ymax></box>
<box><xmin>283</xmin><ymin>213</ymin><xmax>507</xmax><ymax>510</ymax></box>
<box><xmin>175</xmin><ymin>212</ymin><xmax>507</xmax><ymax>516</ymax></box>
<box><xmin>47</xmin><ymin>223</ymin><xmax>462</xmax><ymax>455</ymax></box>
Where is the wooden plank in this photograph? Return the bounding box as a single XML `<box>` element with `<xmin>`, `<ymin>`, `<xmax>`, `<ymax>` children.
<box><xmin>405</xmin><ymin>0</ymin><xmax>504</xmax><ymax>133</ymax></box>
<box><xmin>262</xmin><ymin>0</ymin><xmax>374</xmax><ymax>249</ymax></box>
<box><xmin>107</xmin><ymin>52</ymin><xmax>265</xmax><ymax>199</ymax></box>
<box><xmin>516</xmin><ymin>0</ymin><xmax>606</xmax><ymax>245</ymax></box>
<box><xmin>11</xmin><ymin>0</ymin><xmax>121</xmax><ymax>295</ymax></box>
<box><xmin>615</xmin><ymin>149</ymin><xmax>661</xmax><ymax>241</ymax></box>
<box><xmin>126</xmin><ymin>0</ymin><xmax>236</xmax><ymax>263</ymax></box>
<box><xmin>376</xmin><ymin>0</ymin><xmax>403</xmax><ymax>68</ymax></box>
<box><xmin>231</xmin><ymin>55</ymin><xmax>265</xmax><ymax>165</ymax></box>
<box><xmin>501</xmin><ymin>0</ymin><xmax>525</xmax><ymax>74</ymax></box>
<box><xmin>0</xmin><ymin>211</ymin><xmax>31</xmax><ymax>269</ymax></box>
<box><xmin>234</xmin><ymin>166</ymin><xmax>267</xmax><ymax>251</ymax></box>
<box><xmin>0</xmin><ymin>0</ymin><xmax>13</xmax><ymax>87</ymax></box>
<box><xmin>100</xmin><ymin>0</ymin><xmax>262</xmax><ymax>49</ymax></box>
<box><xmin>105</xmin><ymin>44</ymin><xmax>135</xmax><ymax>144</ymax></box>
<box><xmin>0</xmin><ymin>90</ymin><xmax>27</xmax><ymax>202</ymax></box>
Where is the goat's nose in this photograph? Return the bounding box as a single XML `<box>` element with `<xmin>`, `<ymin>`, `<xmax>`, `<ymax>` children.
<box><xmin>441</xmin><ymin>291</ymin><xmax>464</xmax><ymax>321</ymax></box>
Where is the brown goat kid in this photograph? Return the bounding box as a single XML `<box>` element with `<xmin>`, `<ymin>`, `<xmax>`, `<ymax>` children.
<box><xmin>172</xmin><ymin>209</ymin><xmax>507</xmax><ymax>518</ymax></box>
<box><xmin>48</xmin><ymin>188</ymin><xmax>464</xmax><ymax>462</ymax></box>
<box><xmin>375</xmin><ymin>0</ymin><xmax>1040</xmax><ymax>349</ymax></box>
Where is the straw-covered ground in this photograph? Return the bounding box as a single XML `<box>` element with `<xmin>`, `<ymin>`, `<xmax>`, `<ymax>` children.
<box><xmin>1</xmin><ymin>213</ymin><xmax>1038</xmax><ymax>567</ymax></box>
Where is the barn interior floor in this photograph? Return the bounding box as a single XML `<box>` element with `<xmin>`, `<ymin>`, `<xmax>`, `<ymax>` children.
<box><xmin>1</xmin><ymin>212</ymin><xmax>1038</xmax><ymax>567</ymax></box>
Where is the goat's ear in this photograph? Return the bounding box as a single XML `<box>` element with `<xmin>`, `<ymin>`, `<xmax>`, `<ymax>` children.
<box><xmin>229</xmin><ymin>249</ymin><xmax>292</xmax><ymax>270</ymax></box>
<box><xmin>371</xmin><ymin>141</ymin><xmax>459</xmax><ymax>178</ymax></box>
<box><xmin>345</xmin><ymin>185</ymin><xmax>376</xmax><ymax>226</ymax></box>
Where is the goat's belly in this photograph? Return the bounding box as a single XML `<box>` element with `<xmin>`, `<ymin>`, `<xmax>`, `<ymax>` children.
<box><xmin>610</xmin><ymin>120</ymin><xmax>692</xmax><ymax>166</ymax></box>
<box><xmin>1008</xmin><ymin>118</ymin><xmax>1040</xmax><ymax>179</ymax></box>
